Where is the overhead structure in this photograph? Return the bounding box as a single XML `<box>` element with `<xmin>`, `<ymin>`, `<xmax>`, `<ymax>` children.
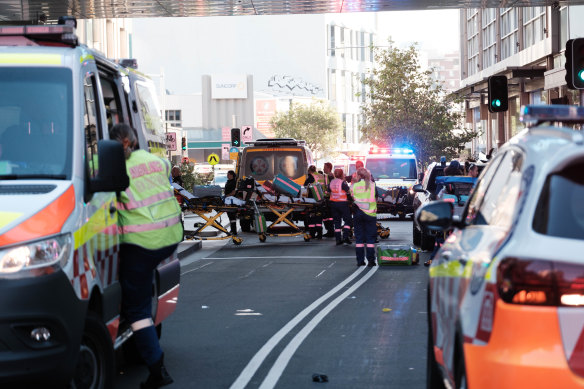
<box><xmin>0</xmin><ymin>0</ymin><xmax>581</xmax><ymax>23</ymax></box>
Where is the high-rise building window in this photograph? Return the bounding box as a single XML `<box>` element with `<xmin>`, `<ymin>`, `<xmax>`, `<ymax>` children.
<box><xmin>369</xmin><ymin>34</ymin><xmax>374</xmax><ymax>62</ymax></box>
<box><xmin>467</xmin><ymin>9</ymin><xmax>479</xmax><ymax>76</ymax></box>
<box><xmin>482</xmin><ymin>8</ymin><xmax>497</xmax><ymax>69</ymax></box>
<box><xmin>340</xmin><ymin>27</ymin><xmax>345</xmax><ymax>58</ymax></box>
<box><xmin>500</xmin><ymin>8</ymin><xmax>519</xmax><ymax>60</ymax></box>
<box><xmin>329</xmin><ymin>25</ymin><xmax>336</xmax><ymax>57</ymax></box>
<box><xmin>523</xmin><ymin>7</ymin><xmax>546</xmax><ymax>48</ymax></box>
<box><xmin>329</xmin><ymin>69</ymin><xmax>336</xmax><ymax>101</ymax></box>
<box><xmin>360</xmin><ymin>31</ymin><xmax>365</xmax><ymax>61</ymax></box>
<box><xmin>165</xmin><ymin>110</ymin><xmax>182</xmax><ymax>127</ymax></box>
<box><xmin>559</xmin><ymin>6</ymin><xmax>568</xmax><ymax>51</ymax></box>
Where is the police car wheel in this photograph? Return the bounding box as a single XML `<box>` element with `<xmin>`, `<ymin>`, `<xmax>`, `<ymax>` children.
<box><xmin>71</xmin><ymin>312</ymin><xmax>114</xmax><ymax>389</ymax></box>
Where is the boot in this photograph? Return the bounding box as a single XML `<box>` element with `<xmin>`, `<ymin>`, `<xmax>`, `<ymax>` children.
<box><xmin>141</xmin><ymin>354</ymin><xmax>173</xmax><ymax>389</ymax></box>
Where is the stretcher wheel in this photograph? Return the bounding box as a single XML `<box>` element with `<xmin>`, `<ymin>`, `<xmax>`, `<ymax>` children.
<box><xmin>380</xmin><ymin>230</ymin><xmax>390</xmax><ymax>239</ymax></box>
<box><xmin>259</xmin><ymin>234</ymin><xmax>267</xmax><ymax>243</ymax></box>
<box><xmin>232</xmin><ymin>237</ymin><xmax>243</xmax><ymax>245</ymax></box>
<box><xmin>303</xmin><ymin>234</ymin><xmax>311</xmax><ymax>242</ymax></box>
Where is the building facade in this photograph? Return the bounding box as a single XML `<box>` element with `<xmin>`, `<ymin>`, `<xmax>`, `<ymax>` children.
<box><xmin>456</xmin><ymin>5</ymin><xmax>584</xmax><ymax>159</ymax></box>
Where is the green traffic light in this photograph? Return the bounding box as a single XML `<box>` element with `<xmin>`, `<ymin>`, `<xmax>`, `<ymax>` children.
<box><xmin>578</xmin><ymin>69</ymin><xmax>584</xmax><ymax>82</ymax></box>
<box><xmin>492</xmin><ymin>99</ymin><xmax>501</xmax><ymax>108</ymax></box>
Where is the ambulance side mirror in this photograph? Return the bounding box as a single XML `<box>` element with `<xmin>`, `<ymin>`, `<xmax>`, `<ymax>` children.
<box><xmin>89</xmin><ymin>140</ymin><xmax>129</xmax><ymax>194</ymax></box>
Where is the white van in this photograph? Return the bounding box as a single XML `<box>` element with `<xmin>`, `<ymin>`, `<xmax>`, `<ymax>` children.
<box><xmin>0</xmin><ymin>18</ymin><xmax>180</xmax><ymax>388</ymax></box>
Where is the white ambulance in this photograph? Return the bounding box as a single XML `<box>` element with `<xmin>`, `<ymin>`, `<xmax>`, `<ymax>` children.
<box><xmin>0</xmin><ymin>18</ymin><xmax>180</xmax><ymax>388</ymax></box>
<box><xmin>364</xmin><ymin>146</ymin><xmax>418</xmax><ymax>218</ymax></box>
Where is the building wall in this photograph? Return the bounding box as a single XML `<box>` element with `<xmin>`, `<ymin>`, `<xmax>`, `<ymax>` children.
<box><xmin>76</xmin><ymin>18</ymin><xmax>132</xmax><ymax>59</ymax></box>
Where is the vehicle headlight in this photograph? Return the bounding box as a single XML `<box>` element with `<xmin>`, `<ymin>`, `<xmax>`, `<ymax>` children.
<box><xmin>0</xmin><ymin>234</ymin><xmax>72</xmax><ymax>278</ymax></box>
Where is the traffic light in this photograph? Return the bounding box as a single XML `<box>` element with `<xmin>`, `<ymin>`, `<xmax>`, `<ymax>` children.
<box><xmin>565</xmin><ymin>38</ymin><xmax>584</xmax><ymax>90</ymax></box>
<box><xmin>231</xmin><ymin>128</ymin><xmax>241</xmax><ymax>147</ymax></box>
<box><xmin>181</xmin><ymin>137</ymin><xmax>187</xmax><ymax>150</ymax></box>
<box><xmin>487</xmin><ymin>75</ymin><xmax>508</xmax><ymax>113</ymax></box>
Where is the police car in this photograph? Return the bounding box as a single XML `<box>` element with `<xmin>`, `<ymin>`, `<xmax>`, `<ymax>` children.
<box><xmin>416</xmin><ymin>105</ymin><xmax>584</xmax><ymax>389</ymax></box>
<box><xmin>365</xmin><ymin>146</ymin><xmax>418</xmax><ymax>218</ymax></box>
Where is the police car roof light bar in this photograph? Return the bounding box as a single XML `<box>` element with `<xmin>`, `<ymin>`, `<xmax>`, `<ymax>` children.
<box><xmin>520</xmin><ymin>105</ymin><xmax>584</xmax><ymax>125</ymax></box>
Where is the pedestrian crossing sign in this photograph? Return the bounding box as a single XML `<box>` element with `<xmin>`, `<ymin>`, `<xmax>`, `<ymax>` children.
<box><xmin>207</xmin><ymin>153</ymin><xmax>220</xmax><ymax>165</ymax></box>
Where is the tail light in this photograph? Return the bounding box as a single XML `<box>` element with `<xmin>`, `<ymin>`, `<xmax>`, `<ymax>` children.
<box><xmin>497</xmin><ymin>257</ymin><xmax>584</xmax><ymax>306</ymax></box>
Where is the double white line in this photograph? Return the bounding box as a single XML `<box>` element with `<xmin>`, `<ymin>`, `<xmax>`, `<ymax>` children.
<box><xmin>230</xmin><ymin>265</ymin><xmax>379</xmax><ymax>389</ymax></box>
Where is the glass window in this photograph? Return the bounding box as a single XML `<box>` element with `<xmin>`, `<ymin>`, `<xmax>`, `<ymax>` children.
<box><xmin>365</xmin><ymin>158</ymin><xmax>417</xmax><ymax>180</ymax></box>
<box><xmin>466</xmin><ymin>150</ymin><xmax>524</xmax><ymax>229</ymax></box>
<box><xmin>533</xmin><ymin>161</ymin><xmax>584</xmax><ymax>241</ymax></box>
<box><xmin>84</xmin><ymin>74</ymin><xmax>101</xmax><ymax>180</ymax></box>
<box><xmin>0</xmin><ymin>67</ymin><xmax>73</xmax><ymax>179</ymax></box>
<box><xmin>243</xmin><ymin>149</ymin><xmax>306</xmax><ymax>181</ymax></box>
<box><xmin>360</xmin><ymin>31</ymin><xmax>365</xmax><ymax>60</ymax></box>
<box><xmin>329</xmin><ymin>25</ymin><xmax>335</xmax><ymax>57</ymax></box>
<box><xmin>135</xmin><ymin>81</ymin><xmax>165</xmax><ymax>156</ymax></box>
<box><xmin>523</xmin><ymin>6</ymin><xmax>546</xmax><ymax>48</ymax></box>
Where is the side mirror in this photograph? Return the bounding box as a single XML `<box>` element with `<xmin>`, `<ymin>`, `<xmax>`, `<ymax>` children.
<box><xmin>90</xmin><ymin>140</ymin><xmax>129</xmax><ymax>193</ymax></box>
<box><xmin>412</xmin><ymin>183</ymin><xmax>424</xmax><ymax>193</ymax></box>
<box><xmin>415</xmin><ymin>201</ymin><xmax>454</xmax><ymax>232</ymax></box>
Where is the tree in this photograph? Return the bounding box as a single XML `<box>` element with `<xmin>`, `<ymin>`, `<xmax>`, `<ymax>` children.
<box><xmin>360</xmin><ymin>42</ymin><xmax>478</xmax><ymax>166</ymax></box>
<box><xmin>270</xmin><ymin>100</ymin><xmax>342</xmax><ymax>158</ymax></box>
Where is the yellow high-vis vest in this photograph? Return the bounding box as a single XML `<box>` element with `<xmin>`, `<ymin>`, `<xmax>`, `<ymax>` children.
<box><xmin>351</xmin><ymin>180</ymin><xmax>377</xmax><ymax>217</ymax></box>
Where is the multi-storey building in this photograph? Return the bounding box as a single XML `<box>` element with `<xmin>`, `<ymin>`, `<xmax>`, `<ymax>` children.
<box><xmin>428</xmin><ymin>52</ymin><xmax>461</xmax><ymax>93</ymax></box>
<box><xmin>456</xmin><ymin>5</ymin><xmax>584</xmax><ymax>158</ymax></box>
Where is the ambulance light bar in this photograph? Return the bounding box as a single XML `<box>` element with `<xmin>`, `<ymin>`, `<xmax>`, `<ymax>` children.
<box><xmin>0</xmin><ymin>24</ymin><xmax>77</xmax><ymax>46</ymax></box>
<box><xmin>369</xmin><ymin>146</ymin><xmax>414</xmax><ymax>155</ymax></box>
<box><xmin>520</xmin><ymin>105</ymin><xmax>584</xmax><ymax>125</ymax></box>
<box><xmin>349</xmin><ymin>155</ymin><xmax>366</xmax><ymax>161</ymax></box>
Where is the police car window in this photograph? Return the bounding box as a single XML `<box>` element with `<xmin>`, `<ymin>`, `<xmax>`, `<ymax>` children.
<box><xmin>469</xmin><ymin>150</ymin><xmax>523</xmax><ymax>229</ymax></box>
<box><xmin>464</xmin><ymin>153</ymin><xmax>504</xmax><ymax>226</ymax></box>
<box><xmin>533</xmin><ymin>161</ymin><xmax>584</xmax><ymax>241</ymax></box>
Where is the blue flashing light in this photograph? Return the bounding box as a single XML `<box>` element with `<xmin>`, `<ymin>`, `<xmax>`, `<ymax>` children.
<box><xmin>520</xmin><ymin>104</ymin><xmax>584</xmax><ymax>124</ymax></box>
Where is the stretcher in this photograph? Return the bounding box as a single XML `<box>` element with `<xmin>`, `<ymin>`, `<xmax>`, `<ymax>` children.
<box><xmin>173</xmin><ymin>183</ymin><xmax>244</xmax><ymax>245</ymax></box>
<box><xmin>376</xmin><ymin>186</ymin><xmax>413</xmax><ymax>220</ymax></box>
<box><xmin>250</xmin><ymin>186</ymin><xmax>322</xmax><ymax>242</ymax></box>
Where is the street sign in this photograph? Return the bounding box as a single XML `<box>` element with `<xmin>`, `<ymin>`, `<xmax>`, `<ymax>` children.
<box><xmin>230</xmin><ymin>152</ymin><xmax>238</xmax><ymax>160</ymax></box>
<box><xmin>207</xmin><ymin>153</ymin><xmax>220</xmax><ymax>165</ymax></box>
<box><xmin>230</xmin><ymin>147</ymin><xmax>238</xmax><ymax>153</ymax></box>
<box><xmin>222</xmin><ymin>144</ymin><xmax>230</xmax><ymax>160</ymax></box>
<box><xmin>242</xmin><ymin>125</ymin><xmax>253</xmax><ymax>143</ymax></box>
<box><xmin>166</xmin><ymin>133</ymin><xmax>176</xmax><ymax>151</ymax></box>
<box><xmin>221</xmin><ymin>127</ymin><xmax>231</xmax><ymax>141</ymax></box>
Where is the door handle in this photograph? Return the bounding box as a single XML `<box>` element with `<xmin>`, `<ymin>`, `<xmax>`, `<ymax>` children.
<box><xmin>109</xmin><ymin>203</ymin><xmax>117</xmax><ymax>215</ymax></box>
<box><xmin>459</xmin><ymin>256</ymin><xmax>468</xmax><ymax>266</ymax></box>
<box><xmin>441</xmin><ymin>251</ymin><xmax>451</xmax><ymax>260</ymax></box>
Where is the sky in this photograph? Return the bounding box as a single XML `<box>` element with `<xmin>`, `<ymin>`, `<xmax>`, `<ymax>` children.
<box><xmin>131</xmin><ymin>9</ymin><xmax>460</xmax><ymax>95</ymax></box>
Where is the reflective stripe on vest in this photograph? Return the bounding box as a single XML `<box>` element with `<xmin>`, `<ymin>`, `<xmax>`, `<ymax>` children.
<box><xmin>118</xmin><ymin>150</ymin><xmax>182</xmax><ymax>250</ymax></box>
<box><xmin>351</xmin><ymin>180</ymin><xmax>377</xmax><ymax>216</ymax></box>
<box><xmin>329</xmin><ymin>178</ymin><xmax>348</xmax><ymax>202</ymax></box>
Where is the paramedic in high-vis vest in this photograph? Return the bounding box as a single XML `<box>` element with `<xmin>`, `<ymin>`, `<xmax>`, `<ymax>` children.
<box><xmin>110</xmin><ymin>123</ymin><xmax>183</xmax><ymax>389</ymax></box>
<box><xmin>350</xmin><ymin>168</ymin><xmax>377</xmax><ymax>267</ymax></box>
<box><xmin>329</xmin><ymin>168</ymin><xmax>352</xmax><ymax>245</ymax></box>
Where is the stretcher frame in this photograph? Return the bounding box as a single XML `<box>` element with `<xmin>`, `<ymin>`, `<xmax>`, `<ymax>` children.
<box><xmin>251</xmin><ymin>199</ymin><xmax>313</xmax><ymax>242</ymax></box>
<box><xmin>175</xmin><ymin>188</ymin><xmax>244</xmax><ymax>245</ymax></box>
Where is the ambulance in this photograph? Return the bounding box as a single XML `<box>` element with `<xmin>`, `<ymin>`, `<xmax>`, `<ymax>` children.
<box><xmin>0</xmin><ymin>18</ymin><xmax>180</xmax><ymax>387</ymax></box>
<box><xmin>364</xmin><ymin>146</ymin><xmax>418</xmax><ymax>218</ymax></box>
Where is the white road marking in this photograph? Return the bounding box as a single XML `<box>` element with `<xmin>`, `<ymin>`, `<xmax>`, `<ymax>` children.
<box><xmin>315</xmin><ymin>270</ymin><xmax>326</xmax><ymax>278</ymax></box>
<box><xmin>181</xmin><ymin>261</ymin><xmax>213</xmax><ymax>275</ymax></box>
<box><xmin>229</xmin><ymin>267</ymin><xmax>367</xmax><ymax>389</ymax></box>
<box><xmin>206</xmin><ymin>256</ymin><xmax>354</xmax><ymax>260</ymax></box>
<box><xmin>259</xmin><ymin>266</ymin><xmax>379</xmax><ymax>389</ymax></box>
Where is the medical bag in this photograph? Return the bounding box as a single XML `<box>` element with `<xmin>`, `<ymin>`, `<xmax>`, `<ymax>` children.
<box><xmin>273</xmin><ymin>174</ymin><xmax>302</xmax><ymax>197</ymax></box>
<box><xmin>308</xmin><ymin>183</ymin><xmax>325</xmax><ymax>202</ymax></box>
<box><xmin>254</xmin><ymin>213</ymin><xmax>267</xmax><ymax>234</ymax></box>
<box><xmin>376</xmin><ymin>244</ymin><xmax>417</xmax><ymax>266</ymax></box>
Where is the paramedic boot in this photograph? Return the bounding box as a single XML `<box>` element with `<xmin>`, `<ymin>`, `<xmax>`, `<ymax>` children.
<box><xmin>230</xmin><ymin>221</ymin><xmax>237</xmax><ymax>236</ymax></box>
<box><xmin>141</xmin><ymin>354</ymin><xmax>173</xmax><ymax>389</ymax></box>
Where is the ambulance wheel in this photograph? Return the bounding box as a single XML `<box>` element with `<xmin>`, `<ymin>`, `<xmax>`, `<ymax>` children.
<box><xmin>259</xmin><ymin>234</ymin><xmax>267</xmax><ymax>243</ymax></box>
<box><xmin>233</xmin><ymin>236</ymin><xmax>243</xmax><ymax>245</ymax></box>
<box><xmin>72</xmin><ymin>311</ymin><xmax>114</xmax><ymax>389</ymax></box>
<box><xmin>240</xmin><ymin>219</ymin><xmax>252</xmax><ymax>232</ymax></box>
<box><xmin>303</xmin><ymin>234</ymin><xmax>311</xmax><ymax>242</ymax></box>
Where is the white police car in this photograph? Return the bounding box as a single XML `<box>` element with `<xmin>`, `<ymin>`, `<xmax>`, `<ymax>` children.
<box><xmin>416</xmin><ymin>105</ymin><xmax>584</xmax><ymax>389</ymax></box>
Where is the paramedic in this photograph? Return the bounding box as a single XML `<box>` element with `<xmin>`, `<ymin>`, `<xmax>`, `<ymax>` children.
<box><xmin>305</xmin><ymin>165</ymin><xmax>323</xmax><ymax>239</ymax></box>
<box><xmin>329</xmin><ymin>168</ymin><xmax>352</xmax><ymax>245</ymax></box>
<box><xmin>110</xmin><ymin>123</ymin><xmax>182</xmax><ymax>389</ymax></box>
<box><xmin>224</xmin><ymin>170</ymin><xmax>238</xmax><ymax>235</ymax></box>
<box><xmin>350</xmin><ymin>168</ymin><xmax>377</xmax><ymax>267</ymax></box>
<box><xmin>321</xmin><ymin>162</ymin><xmax>335</xmax><ymax>237</ymax></box>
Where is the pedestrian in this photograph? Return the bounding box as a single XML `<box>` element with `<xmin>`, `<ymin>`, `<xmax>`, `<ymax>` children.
<box><xmin>467</xmin><ymin>163</ymin><xmax>479</xmax><ymax>178</ymax></box>
<box><xmin>322</xmin><ymin>162</ymin><xmax>335</xmax><ymax>237</ymax></box>
<box><xmin>171</xmin><ymin>166</ymin><xmax>183</xmax><ymax>187</ymax></box>
<box><xmin>329</xmin><ymin>168</ymin><xmax>352</xmax><ymax>245</ymax></box>
<box><xmin>350</xmin><ymin>168</ymin><xmax>378</xmax><ymax>267</ymax></box>
<box><xmin>305</xmin><ymin>165</ymin><xmax>323</xmax><ymax>239</ymax></box>
<box><xmin>109</xmin><ymin>123</ymin><xmax>182</xmax><ymax>389</ymax></box>
<box><xmin>224</xmin><ymin>170</ymin><xmax>238</xmax><ymax>235</ymax></box>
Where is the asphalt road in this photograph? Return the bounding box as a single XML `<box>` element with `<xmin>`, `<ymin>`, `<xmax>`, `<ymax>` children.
<box><xmin>114</xmin><ymin>219</ymin><xmax>432</xmax><ymax>389</ymax></box>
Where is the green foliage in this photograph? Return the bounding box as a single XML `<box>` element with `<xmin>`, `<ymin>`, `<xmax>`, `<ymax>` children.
<box><xmin>179</xmin><ymin>162</ymin><xmax>211</xmax><ymax>191</ymax></box>
<box><xmin>360</xmin><ymin>42</ymin><xmax>479</xmax><ymax>166</ymax></box>
<box><xmin>270</xmin><ymin>100</ymin><xmax>342</xmax><ymax>158</ymax></box>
